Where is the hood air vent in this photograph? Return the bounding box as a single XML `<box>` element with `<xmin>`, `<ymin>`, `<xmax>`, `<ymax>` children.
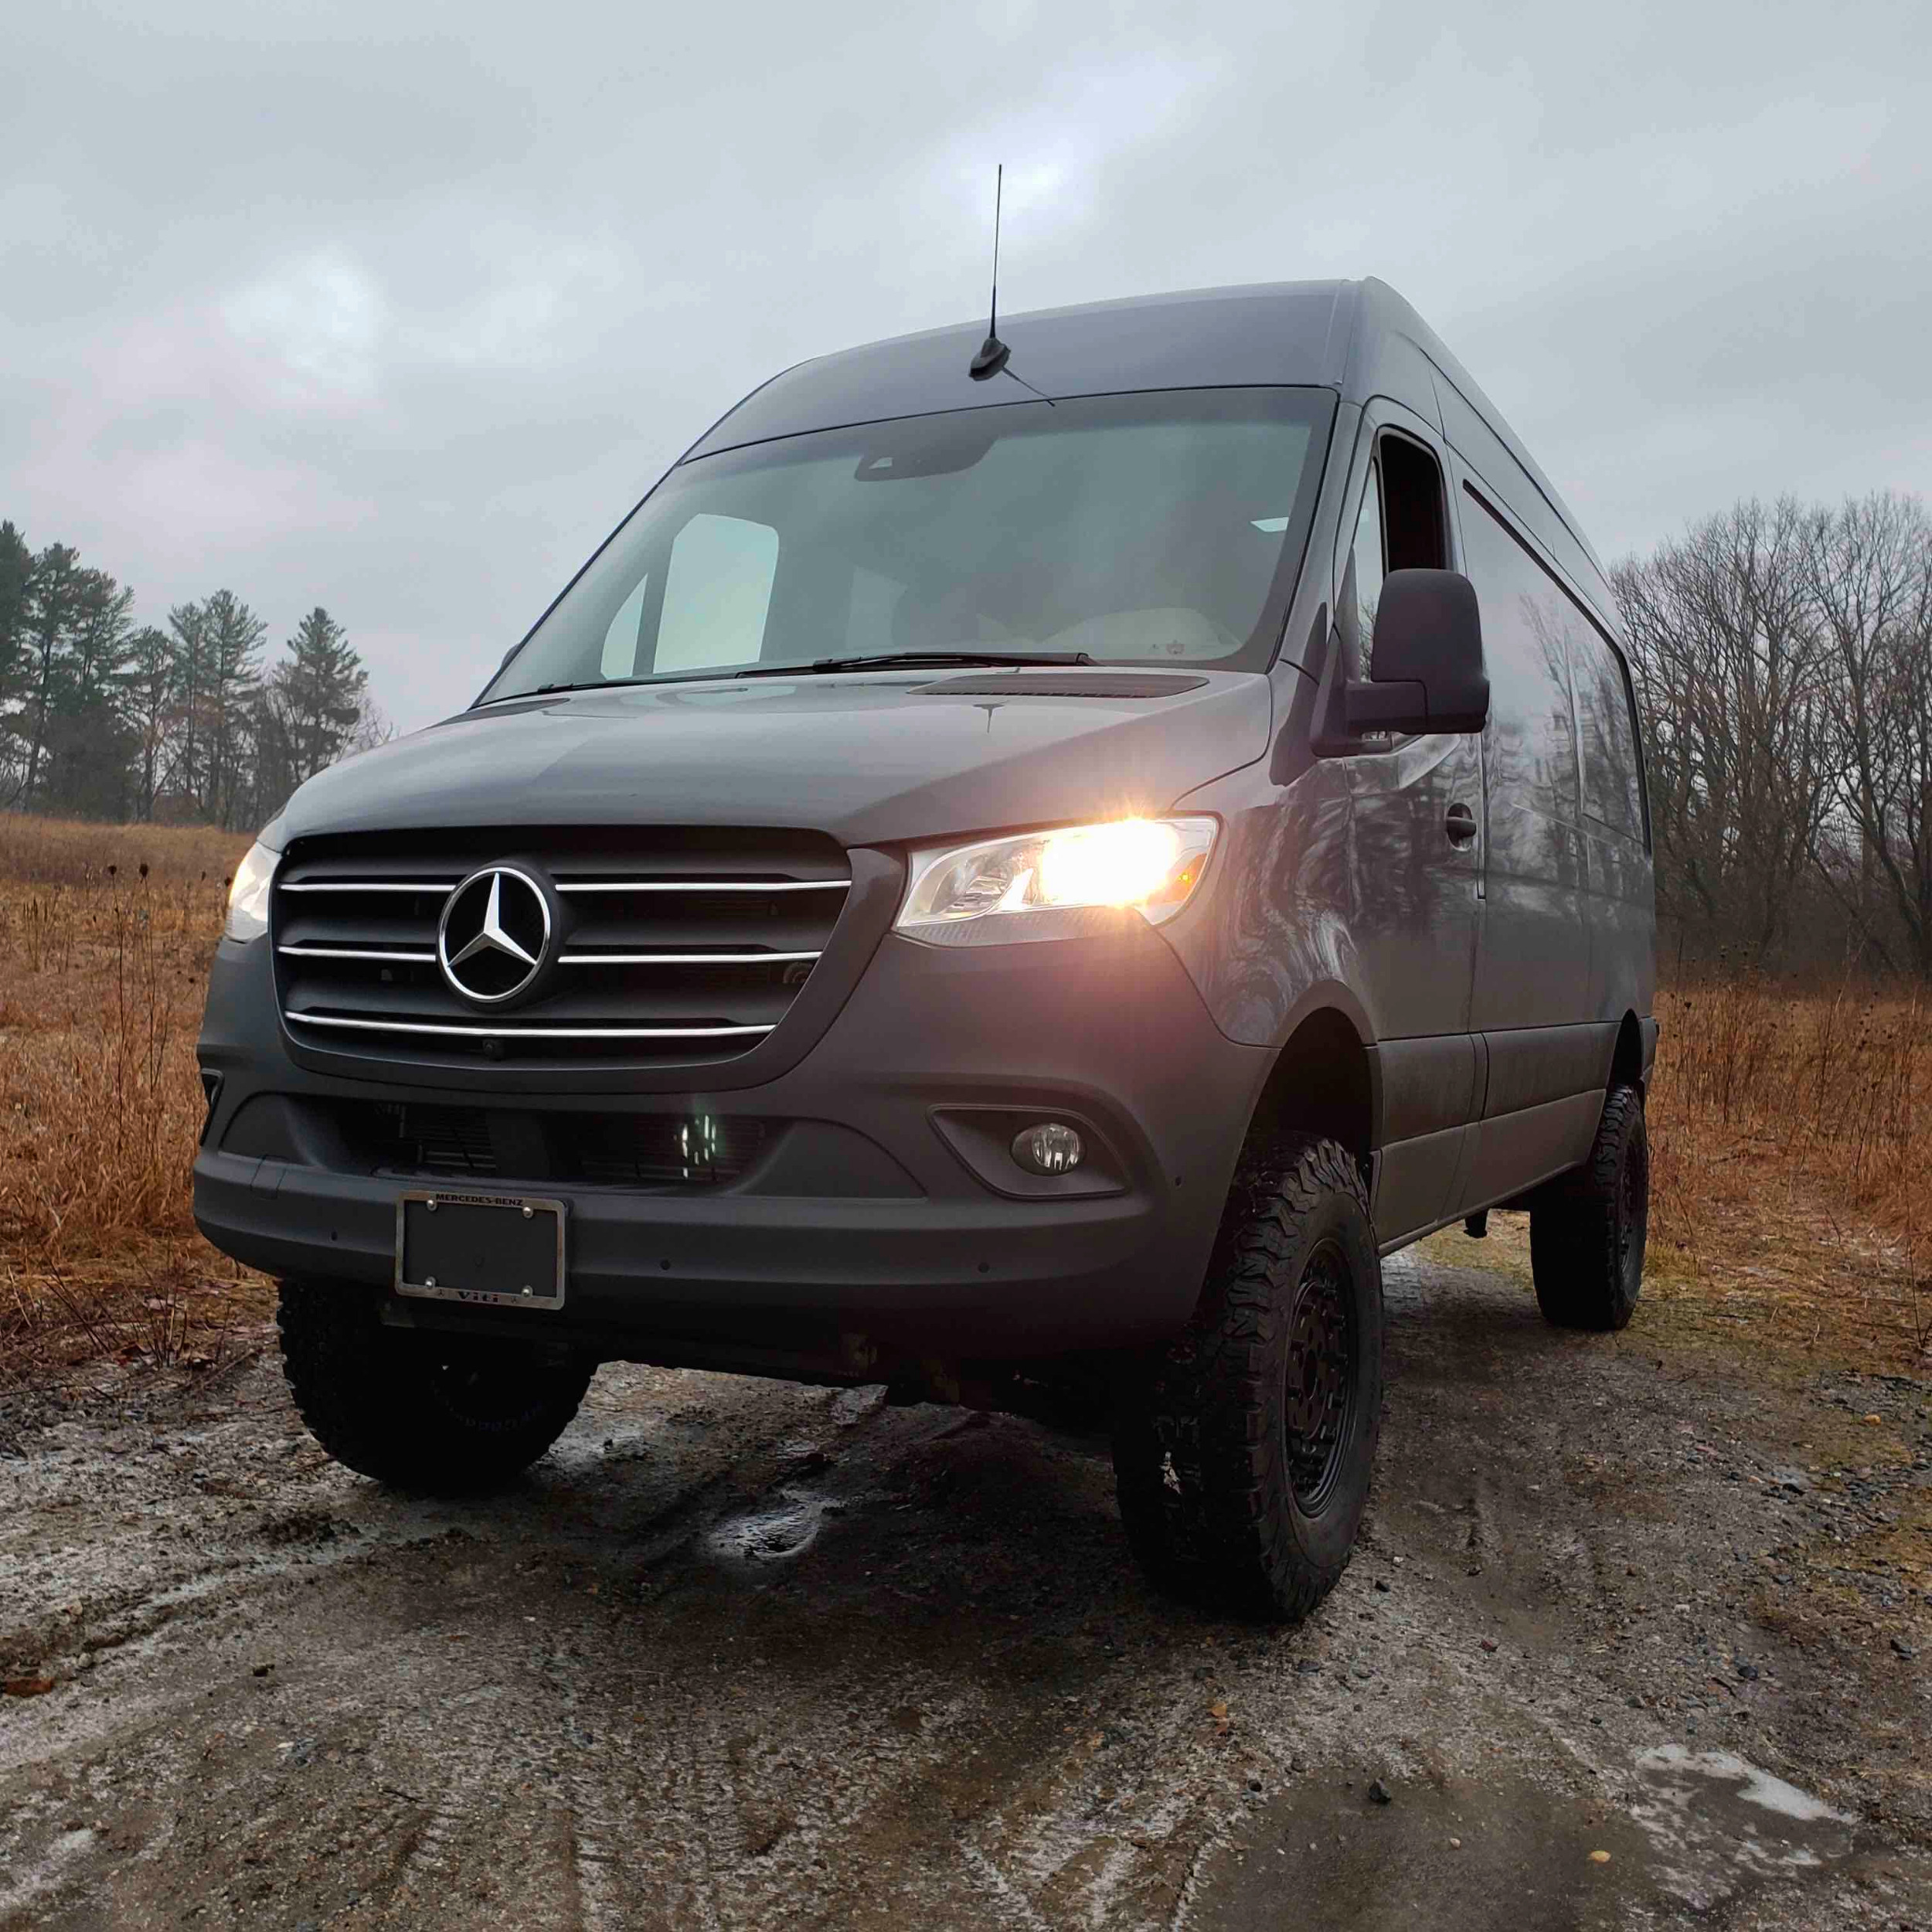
<box><xmin>913</xmin><ymin>672</ymin><xmax>1209</xmax><ymax>699</ymax></box>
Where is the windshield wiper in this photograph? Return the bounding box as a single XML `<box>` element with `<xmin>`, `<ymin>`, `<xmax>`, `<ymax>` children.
<box><xmin>734</xmin><ymin>651</ymin><xmax>1094</xmax><ymax>680</ymax></box>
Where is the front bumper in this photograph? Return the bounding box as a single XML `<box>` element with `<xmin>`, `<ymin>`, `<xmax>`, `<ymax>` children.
<box><xmin>195</xmin><ymin>922</ymin><xmax>1272</xmax><ymax>1374</ymax></box>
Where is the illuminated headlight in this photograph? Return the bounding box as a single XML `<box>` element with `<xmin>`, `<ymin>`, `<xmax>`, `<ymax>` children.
<box><xmin>223</xmin><ymin>839</ymin><xmax>281</xmax><ymax>943</ymax></box>
<box><xmin>895</xmin><ymin>817</ymin><xmax>1217</xmax><ymax>946</ymax></box>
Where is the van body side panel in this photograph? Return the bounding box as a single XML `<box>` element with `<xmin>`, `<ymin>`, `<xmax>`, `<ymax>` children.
<box><xmin>1458</xmin><ymin>474</ymin><xmax>1594</xmax><ymax>1039</ymax></box>
<box><xmin>1480</xmin><ymin>1023</ymin><xmax>1616</xmax><ymax>1118</ymax></box>
<box><xmin>1369</xmin><ymin>1036</ymin><xmax>1479</xmax><ymax>1243</ymax></box>
<box><xmin>1459</xmin><ymin>1091</ymin><xmax>1605</xmax><ymax>1211</ymax></box>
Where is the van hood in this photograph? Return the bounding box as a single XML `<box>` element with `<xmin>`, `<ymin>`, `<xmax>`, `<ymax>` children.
<box><xmin>275</xmin><ymin>670</ymin><xmax>1273</xmax><ymax>850</ymax></box>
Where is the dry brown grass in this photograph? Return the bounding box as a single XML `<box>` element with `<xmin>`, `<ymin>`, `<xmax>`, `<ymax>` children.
<box><xmin>1</xmin><ymin>814</ymin><xmax>267</xmax><ymax>1383</ymax></box>
<box><xmin>1647</xmin><ymin>977</ymin><xmax>1932</xmax><ymax>1369</ymax></box>
<box><xmin>2</xmin><ymin>811</ymin><xmax>1927</xmax><ymax>1386</ymax></box>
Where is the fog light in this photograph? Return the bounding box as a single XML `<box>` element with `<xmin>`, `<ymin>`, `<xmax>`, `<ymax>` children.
<box><xmin>1012</xmin><ymin>1122</ymin><xmax>1083</xmax><ymax>1175</ymax></box>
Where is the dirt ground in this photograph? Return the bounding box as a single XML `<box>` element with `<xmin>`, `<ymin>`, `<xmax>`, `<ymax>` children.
<box><xmin>3</xmin><ymin>1221</ymin><xmax>1929</xmax><ymax>1931</ymax></box>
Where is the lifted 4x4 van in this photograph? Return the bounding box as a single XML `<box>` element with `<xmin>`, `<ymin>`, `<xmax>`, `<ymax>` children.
<box><xmin>196</xmin><ymin>277</ymin><xmax>1656</xmax><ymax>1620</ymax></box>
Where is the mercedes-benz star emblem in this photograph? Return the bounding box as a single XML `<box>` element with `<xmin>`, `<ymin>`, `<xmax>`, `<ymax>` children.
<box><xmin>437</xmin><ymin>866</ymin><xmax>553</xmax><ymax>1005</ymax></box>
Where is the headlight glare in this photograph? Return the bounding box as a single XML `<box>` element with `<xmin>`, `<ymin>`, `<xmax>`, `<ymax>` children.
<box><xmin>223</xmin><ymin>839</ymin><xmax>279</xmax><ymax>943</ymax></box>
<box><xmin>896</xmin><ymin>816</ymin><xmax>1216</xmax><ymax>946</ymax></box>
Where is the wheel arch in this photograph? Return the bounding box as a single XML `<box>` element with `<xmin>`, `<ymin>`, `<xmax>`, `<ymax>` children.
<box><xmin>1611</xmin><ymin>1009</ymin><xmax>1645</xmax><ymax>1092</ymax></box>
<box><xmin>1243</xmin><ymin>997</ymin><xmax>1379</xmax><ymax>1178</ymax></box>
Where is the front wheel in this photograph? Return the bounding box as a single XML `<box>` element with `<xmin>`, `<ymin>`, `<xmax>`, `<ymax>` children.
<box><xmin>1113</xmin><ymin>1134</ymin><xmax>1384</xmax><ymax>1622</ymax></box>
<box><xmin>1529</xmin><ymin>1082</ymin><xmax>1648</xmax><ymax>1331</ymax></box>
<box><xmin>277</xmin><ymin>1281</ymin><xmax>594</xmax><ymax>1493</ymax></box>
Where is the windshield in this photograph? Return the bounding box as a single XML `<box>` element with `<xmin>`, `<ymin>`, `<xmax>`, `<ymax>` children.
<box><xmin>479</xmin><ymin>387</ymin><xmax>1335</xmax><ymax>702</ymax></box>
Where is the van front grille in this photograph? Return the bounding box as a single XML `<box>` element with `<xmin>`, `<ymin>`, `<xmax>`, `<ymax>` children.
<box><xmin>271</xmin><ymin>828</ymin><xmax>849</xmax><ymax>1067</ymax></box>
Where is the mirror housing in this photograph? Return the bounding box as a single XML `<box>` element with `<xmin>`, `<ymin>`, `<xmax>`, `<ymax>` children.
<box><xmin>1342</xmin><ymin>568</ymin><xmax>1489</xmax><ymax>737</ymax></box>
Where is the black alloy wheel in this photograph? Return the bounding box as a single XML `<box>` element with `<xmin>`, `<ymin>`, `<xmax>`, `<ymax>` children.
<box><xmin>1114</xmin><ymin>1132</ymin><xmax>1385</xmax><ymax>1622</ymax></box>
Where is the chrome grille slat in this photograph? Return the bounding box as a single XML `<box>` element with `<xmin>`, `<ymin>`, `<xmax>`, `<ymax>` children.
<box><xmin>272</xmin><ymin>829</ymin><xmax>849</xmax><ymax>1066</ymax></box>
<box><xmin>554</xmin><ymin>949</ymin><xmax>821</xmax><ymax>966</ymax></box>
<box><xmin>278</xmin><ymin>945</ymin><xmax>437</xmax><ymax>962</ymax></box>
<box><xmin>287</xmin><ymin>1013</ymin><xmax>775</xmax><ymax>1041</ymax></box>
<box><xmin>554</xmin><ymin>879</ymin><xmax>849</xmax><ymax>895</ymax></box>
<box><xmin>277</xmin><ymin>944</ymin><xmax>819</xmax><ymax>967</ymax></box>
<box><xmin>279</xmin><ymin>880</ymin><xmax>461</xmax><ymax>893</ymax></box>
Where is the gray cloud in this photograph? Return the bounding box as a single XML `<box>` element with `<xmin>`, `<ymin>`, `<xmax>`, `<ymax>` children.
<box><xmin>5</xmin><ymin>0</ymin><xmax>1928</xmax><ymax>730</ymax></box>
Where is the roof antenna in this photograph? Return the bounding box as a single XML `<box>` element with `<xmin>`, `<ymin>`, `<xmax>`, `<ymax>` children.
<box><xmin>967</xmin><ymin>166</ymin><xmax>1053</xmax><ymax>402</ymax></box>
<box><xmin>969</xmin><ymin>165</ymin><xmax>1011</xmax><ymax>380</ymax></box>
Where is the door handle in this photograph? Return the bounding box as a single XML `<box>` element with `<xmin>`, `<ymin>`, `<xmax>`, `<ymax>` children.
<box><xmin>1444</xmin><ymin>802</ymin><xmax>1478</xmax><ymax>846</ymax></box>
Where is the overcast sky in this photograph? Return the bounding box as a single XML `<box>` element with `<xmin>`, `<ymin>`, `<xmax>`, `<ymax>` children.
<box><xmin>5</xmin><ymin>0</ymin><xmax>1928</xmax><ymax>731</ymax></box>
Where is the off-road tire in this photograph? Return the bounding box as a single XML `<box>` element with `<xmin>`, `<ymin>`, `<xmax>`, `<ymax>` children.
<box><xmin>277</xmin><ymin>1281</ymin><xmax>594</xmax><ymax>1494</ymax></box>
<box><xmin>1529</xmin><ymin>1082</ymin><xmax>1648</xmax><ymax>1332</ymax></box>
<box><xmin>1113</xmin><ymin>1133</ymin><xmax>1384</xmax><ymax>1622</ymax></box>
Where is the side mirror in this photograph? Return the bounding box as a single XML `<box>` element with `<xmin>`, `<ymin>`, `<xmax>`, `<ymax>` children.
<box><xmin>1342</xmin><ymin>569</ymin><xmax>1489</xmax><ymax>736</ymax></box>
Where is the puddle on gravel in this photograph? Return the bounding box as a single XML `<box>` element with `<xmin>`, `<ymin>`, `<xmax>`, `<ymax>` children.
<box><xmin>1631</xmin><ymin>1743</ymin><xmax>1855</xmax><ymax>1910</ymax></box>
<box><xmin>704</xmin><ymin>1489</ymin><xmax>836</xmax><ymax>1565</ymax></box>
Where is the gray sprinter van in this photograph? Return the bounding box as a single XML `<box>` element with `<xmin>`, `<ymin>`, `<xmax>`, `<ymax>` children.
<box><xmin>196</xmin><ymin>277</ymin><xmax>1656</xmax><ymax>1620</ymax></box>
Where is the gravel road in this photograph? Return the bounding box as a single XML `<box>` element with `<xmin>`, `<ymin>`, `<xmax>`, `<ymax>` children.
<box><xmin>4</xmin><ymin>1228</ymin><xmax>1929</xmax><ymax>1930</ymax></box>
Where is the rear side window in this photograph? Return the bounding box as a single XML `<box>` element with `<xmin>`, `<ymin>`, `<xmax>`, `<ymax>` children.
<box><xmin>1459</xmin><ymin>490</ymin><xmax>1580</xmax><ymax>821</ymax></box>
<box><xmin>1572</xmin><ymin>624</ymin><xmax>1645</xmax><ymax>842</ymax></box>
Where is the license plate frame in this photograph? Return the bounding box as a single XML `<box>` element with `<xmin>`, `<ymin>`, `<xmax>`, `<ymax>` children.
<box><xmin>394</xmin><ymin>1190</ymin><xmax>567</xmax><ymax>1311</ymax></box>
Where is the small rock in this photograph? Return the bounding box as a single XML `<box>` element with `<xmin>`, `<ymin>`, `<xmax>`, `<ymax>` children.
<box><xmin>252</xmin><ymin>1663</ymin><xmax>274</xmax><ymax>1679</ymax></box>
<box><xmin>1375</xmin><ymin>1579</ymin><xmax>1390</xmax><ymax>1593</ymax></box>
<box><xmin>1448</xmin><ymin>1836</ymin><xmax>1462</xmax><ymax>1849</ymax></box>
<box><xmin>1248</xmin><ymin>1776</ymin><xmax>1264</xmax><ymax>1793</ymax></box>
<box><xmin>1294</xmin><ymin>1660</ymin><xmax>1324</xmax><ymax>1676</ymax></box>
<box><xmin>1735</xmin><ymin>1662</ymin><xmax>1760</xmax><ymax>1681</ymax></box>
<box><xmin>1368</xmin><ymin>1780</ymin><xmax>1392</xmax><ymax>1806</ymax></box>
<box><xmin>3</xmin><ymin>1677</ymin><xmax>56</xmax><ymax>1699</ymax></box>
<box><xmin>1588</xmin><ymin>1849</ymin><xmax>1611</xmax><ymax>1865</ymax></box>
<box><xmin>1892</xmin><ymin>1637</ymin><xmax>1917</xmax><ymax>1660</ymax></box>
<box><xmin>1480</xmin><ymin>1638</ymin><xmax>1499</xmax><ymax>1654</ymax></box>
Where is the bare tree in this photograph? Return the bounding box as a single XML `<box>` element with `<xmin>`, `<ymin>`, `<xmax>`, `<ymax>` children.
<box><xmin>1614</xmin><ymin>498</ymin><xmax>1841</xmax><ymax>966</ymax></box>
<box><xmin>1807</xmin><ymin>492</ymin><xmax>1932</xmax><ymax>978</ymax></box>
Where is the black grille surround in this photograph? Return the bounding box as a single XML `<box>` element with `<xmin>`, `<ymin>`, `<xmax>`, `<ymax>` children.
<box><xmin>270</xmin><ymin>828</ymin><xmax>854</xmax><ymax>1074</ymax></box>
<box><xmin>351</xmin><ymin>1101</ymin><xmax>772</xmax><ymax>1189</ymax></box>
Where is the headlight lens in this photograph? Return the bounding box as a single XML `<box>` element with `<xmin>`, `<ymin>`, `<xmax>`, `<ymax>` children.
<box><xmin>896</xmin><ymin>816</ymin><xmax>1217</xmax><ymax>946</ymax></box>
<box><xmin>223</xmin><ymin>839</ymin><xmax>280</xmax><ymax>943</ymax></box>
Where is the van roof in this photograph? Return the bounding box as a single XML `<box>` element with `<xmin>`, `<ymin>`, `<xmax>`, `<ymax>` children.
<box><xmin>685</xmin><ymin>277</ymin><xmax>1613</xmax><ymax>611</ymax></box>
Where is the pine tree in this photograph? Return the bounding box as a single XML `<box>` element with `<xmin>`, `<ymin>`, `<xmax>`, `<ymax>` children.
<box><xmin>267</xmin><ymin>606</ymin><xmax>370</xmax><ymax>789</ymax></box>
<box><xmin>0</xmin><ymin>522</ymin><xmax>32</xmax><ymax>804</ymax></box>
<box><xmin>0</xmin><ymin>521</ymin><xmax>30</xmax><ymax>698</ymax></box>
<box><xmin>19</xmin><ymin>543</ymin><xmax>87</xmax><ymax>807</ymax></box>
<box><xmin>190</xmin><ymin>589</ymin><xmax>267</xmax><ymax>828</ymax></box>
<box><xmin>120</xmin><ymin>624</ymin><xmax>176</xmax><ymax>821</ymax></box>
<box><xmin>39</xmin><ymin>564</ymin><xmax>136</xmax><ymax>817</ymax></box>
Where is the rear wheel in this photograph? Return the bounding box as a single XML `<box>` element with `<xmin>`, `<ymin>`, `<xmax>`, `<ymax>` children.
<box><xmin>1529</xmin><ymin>1082</ymin><xmax>1648</xmax><ymax>1331</ymax></box>
<box><xmin>277</xmin><ymin>1281</ymin><xmax>594</xmax><ymax>1493</ymax></box>
<box><xmin>1113</xmin><ymin>1134</ymin><xmax>1384</xmax><ymax>1621</ymax></box>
